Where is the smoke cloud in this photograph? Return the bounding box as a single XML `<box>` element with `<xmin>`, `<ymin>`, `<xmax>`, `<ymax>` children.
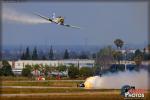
<box><xmin>2</xmin><ymin>8</ymin><xmax>50</xmax><ymax>24</ymax></box>
<box><xmin>84</xmin><ymin>70</ymin><xmax>149</xmax><ymax>90</ymax></box>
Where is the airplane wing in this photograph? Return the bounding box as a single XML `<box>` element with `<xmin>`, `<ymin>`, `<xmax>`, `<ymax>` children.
<box><xmin>63</xmin><ymin>24</ymin><xmax>81</xmax><ymax>29</ymax></box>
<box><xmin>34</xmin><ymin>12</ymin><xmax>53</xmax><ymax>22</ymax></box>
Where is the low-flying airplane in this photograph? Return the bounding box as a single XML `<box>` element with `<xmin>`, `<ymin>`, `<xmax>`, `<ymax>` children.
<box><xmin>35</xmin><ymin>12</ymin><xmax>81</xmax><ymax>29</ymax></box>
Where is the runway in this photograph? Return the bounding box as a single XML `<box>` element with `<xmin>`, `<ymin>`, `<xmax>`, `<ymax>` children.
<box><xmin>0</xmin><ymin>91</ymin><xmax>119</xmax><ymax>97</ymax></box>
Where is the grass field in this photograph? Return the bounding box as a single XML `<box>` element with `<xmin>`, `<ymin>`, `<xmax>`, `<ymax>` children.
<box><xmin>0</xmin><ymin>93</ymin><xmax>124</xmax><ymax>100</ymax></box>
<box><xmin>0</xmin><ymin>76</ymin><xmax>33</xmax><ymax>81</ymax></box>
<box><xmin>0</xmin><ymin>87</ymin><xmax>120</xmax><ymax>94</ymax></box>
<box><xmin>0</xmin><ymin>76</ymin><xmax>84</xmax><ymax>81</ymax></box>
<box><xmin>0</xmin><ymin>77</ymin><xmax>150</xmax><ymax>100</ymax></box>
<box><xmin>1</xmin><ymin>80</ymin><xmax>84</xmax><ymax>87</ymax></box>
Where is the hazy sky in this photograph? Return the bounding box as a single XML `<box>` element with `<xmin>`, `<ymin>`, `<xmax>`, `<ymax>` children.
<box><xmin>2</xmin><ymin>2</ymin><xmax>148</xmax><ymax>46</ymax></box>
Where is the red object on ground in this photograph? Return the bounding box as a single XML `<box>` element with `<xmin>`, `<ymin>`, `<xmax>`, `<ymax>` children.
<box><xmin>56</xmin><ymin>74</ymin><xmax>61</xmax><ymax>80</ymax></box>
<box><xmin>38</xmin><ymin>76</ymin><xmax>42</xmax><ymax>80</ymax></box>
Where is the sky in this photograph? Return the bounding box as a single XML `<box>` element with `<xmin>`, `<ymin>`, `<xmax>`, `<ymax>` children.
<box><xmin>2</xmin><ymin>2</ymin><xmax>148</xmax><ymax>47</ymax></box>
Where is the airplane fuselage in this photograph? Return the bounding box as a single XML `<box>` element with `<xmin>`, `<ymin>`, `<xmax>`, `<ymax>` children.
<box><xmin>35</xmin><ymin>12</ymin><xmax>80</xmax><ymax>29</ymax></box>
<box><xmin>52</xmin><ymin>17</ymin><xmax>64</xmax><ymax>25</ymax></box>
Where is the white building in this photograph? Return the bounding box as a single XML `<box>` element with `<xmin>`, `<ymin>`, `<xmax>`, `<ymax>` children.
<box><xmin>119</xmin><ymin>49</ymin><xmax>136</xmax><ymax>54</ymax></box>
<box><xmin>9</xmin><ymin>59</ymin><xmax>95</xmax><ymax>75</ymax></box>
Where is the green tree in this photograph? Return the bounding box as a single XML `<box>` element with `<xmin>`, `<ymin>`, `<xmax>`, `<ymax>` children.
<box><xmin>134</xmin><ymin>49</ymin><xmax>143</xmax><ymax>66</ymax></box>
<box><xmin>64</xmin><ymin>49</ymin><xmax>69</xmax><ymax>59</ymax></box>
<box><xmin>25</xmin><ymin>47</ymin><xmax>31</xmax><ymax>60</ymax></box>
<box><xmin>114</xmin><ymin>39</ymin><xmax>124</xmax><ymax>65</ymax></box>
<box><xmin>2</xmin><ymin>60</ymin><xmax>10</xmax><ymax>66</ymax></box>
<box><xmin>22</xmin><ymin>65</ymin><xmax>32</xmax><ymax>77</ymax></box>
<box><xmin>38</xmin><ymin>64</ymin><xmax>46</xmax><ymax>76</ymax></box>
<box><xmin>112</xmin><ymin>51</ymin><xmax>123</xmax><ymax>64</ymax></box>
<box><xmin>44</xmin><ymin>65</ymin><xmax>51</xmax><ymax>76</ymax></box>
<box><xmin>96</xmin><ymin>46</ymin><xmax>114</xmax><ymax>70</ymax></box>
<box><xmin>148</xmin><ymin>44</ymin><xmax>150</xmax><ymax>60</ymax></box>
<box><xmin>49</xmin><ymin>46</ymin><xmax>54</xmax><ymax>60</ymax></box>
<box><xmin>79</xmin><ymin>67</ymin><xmax>93</xmax><ymax>77</ymax></box>
<box><xmin>32</xmin><ymin>47</ymin><xmax>38</xmax><ymax>60</ymax></box>
<box><xmin>32</xmin><ymin>64</ymin><xmax>40</xmax><ymax>75</ymax></box>
<box><xmin>68</xmin><ymin>65</ymin><xmax>79</xmax><ymax>78</ymax></box>
<box><xmin>97</xmin><ymin>46</ymin><xmax>113</xmax><ymax>56</ymax></box>
<box><xmin>32</xmin><ymin>64</ymin><xmax>40</xmax><ymax>71</ymax></box>
<box><xmin>114</xmin><ymin>39</ymin><xmax>124</xmax><ymax>49</ymax></box>
<box><xmin>134</xmin><ymin>49</ymin><xmax>143</xmax><ymax>57</ymax></box>
<box><xmin>143</xmin><ymin>48</ymin><xmax>148</xmax><ymax>61</ymax></box>
<box><xmin>1</xmin><ymin>60</ymin><xmax>13</xmax><ymax>76</ymax></box>
<box><xmin>92</xmin><ymin>65</ymin><xmax>101</xmax><ymax>75</ymax></box>
<box><xmin>57</xmin><ymin>65</ymin><xmax>67</xmax><ymax>72</ymax></box>
<box><xmin>134</xmin><ymin>55</ymin><xmax>143</xmax><ymax>66</ymax></box>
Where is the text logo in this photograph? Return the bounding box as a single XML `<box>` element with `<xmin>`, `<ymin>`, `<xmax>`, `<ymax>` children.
<box><xmin>121</xmin><ymin>85</ymin><xmax>145</xmax><ymax>99</ymax></box>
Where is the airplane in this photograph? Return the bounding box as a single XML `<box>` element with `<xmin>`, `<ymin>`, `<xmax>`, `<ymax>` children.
<box><xmin>34</xmin><ymin>12</ymin><xmax>81</xmax><ymax>29</ymax></box>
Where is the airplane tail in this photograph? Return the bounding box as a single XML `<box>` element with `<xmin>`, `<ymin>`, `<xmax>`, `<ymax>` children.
<box><xmin>52</xmin><ymin>12</ymin><xmax>55</xmax><ymax>19</ymax></box>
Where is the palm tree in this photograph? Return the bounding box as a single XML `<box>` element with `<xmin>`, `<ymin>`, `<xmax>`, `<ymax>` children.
<box><xmin>134</xmin><ymin>49</ymin><xmax>143</xmax><ymax>66</ymax></box>
<box><xmin>112</xmin><ymin>51</ymin><xmax>123</xmax><ymax>64</ymax></box>
<box><xmin>114</xmin><ymin>39</ymin><xmax>124</xmax><ymax>65</ymax></box>
<box><xmin>114</xmin><ymin>39</ymin><xmax>124</xmax><ymax>50</ymax></box>
<box><xmin>32</xmin><ymin>64</ymin><xmax>40</xmax><ymax>76</ymax></box>
<box><xmin>134</xmin><ymin>55</ymin><xmax>143</xmax><ymax>66</ymax></box>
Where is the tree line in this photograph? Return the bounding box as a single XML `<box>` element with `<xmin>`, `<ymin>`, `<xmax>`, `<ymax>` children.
<box><xmin>21</xmin><ymin>64</ymin><xmax>93</xmax><ymax>79</ymax></box>
<box><xmin>113</xmin><ymin>39</ymin><xmax>150</xmax><ymax>64</ymax></box>
<box><xmin>20</xmin><ymin>46</ymin><xmax>90</xmax><ymax>60</ymax></box>
<box><xmin>0</xmin><ymin>60</ymin><xmax>94</xmax><ymax>79</ymax></box>
<box><xmin>94</xmin><ymin>39</ymin><xmax>150</xmax><ymax>74</ymax></box>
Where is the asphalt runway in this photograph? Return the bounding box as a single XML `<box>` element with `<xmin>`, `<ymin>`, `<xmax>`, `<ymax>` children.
<box><xmin>0</xmin><ymin>85</ymin><xmax>120</xmax><ymax>97</ymax></box>
<box><xmin>0</xmin><ymin>91</ymin><xmax>119</xmax><ymax>97</ymax></box>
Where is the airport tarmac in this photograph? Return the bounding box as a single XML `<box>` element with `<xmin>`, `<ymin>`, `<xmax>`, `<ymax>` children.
<box><xmin>1</xmin><ymin>91</ymin><xmax>119</xmax><ymax>97</ymax></box>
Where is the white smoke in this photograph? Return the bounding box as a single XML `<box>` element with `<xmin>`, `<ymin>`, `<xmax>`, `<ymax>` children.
<box><xmin>2</xmin><ymin>8</ymin><xmax>50</xmax><ymax>24</ymax></box>
<box><xmin>84</xmin><ymin>70</ymin><xmax>149</xmax><ymax>90</ymax></box>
